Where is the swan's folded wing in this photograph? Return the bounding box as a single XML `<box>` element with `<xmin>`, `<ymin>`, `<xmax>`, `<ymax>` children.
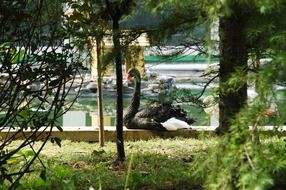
<box><xmin>136</xmin><ymin>104</ymin><xmax>185</xmax><ymax>123</ymax></box>
<box><xmin>129</xmin><ymin>116</ymin><xmax>166</xmax><ymax>131</ymax></box>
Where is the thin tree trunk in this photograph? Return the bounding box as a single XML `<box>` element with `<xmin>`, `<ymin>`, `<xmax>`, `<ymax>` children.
<box><xmin>217</xmin><ymin>3</ymin><xmax>248</xmax><ymax>134</ymax></box>
<box><xmin>88</xmin><ymin>37</ymin><xmax>105</xmax><ymax>146</ymax></box>
<box><xmin>113</xmin><ymin>18</ymin><xmax>125</xmax><ymax>161</ymax></box>
<box><xmin>96</xmin><ymin>39</ymin><xmax>105</xmax><ymax>147</ymax></box>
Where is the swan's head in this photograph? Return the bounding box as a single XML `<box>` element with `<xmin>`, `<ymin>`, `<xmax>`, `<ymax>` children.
<box><xmin>127</xmin><ymin>67</ymin><xmax>141</xmax><ymax>81</ymax></box>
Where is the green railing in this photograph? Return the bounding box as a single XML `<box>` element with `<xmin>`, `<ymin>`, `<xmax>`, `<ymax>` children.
<box><xmin>144</xmin><ymin>55</ymin><xmax>219</xmax><ymax>63</ymax></box>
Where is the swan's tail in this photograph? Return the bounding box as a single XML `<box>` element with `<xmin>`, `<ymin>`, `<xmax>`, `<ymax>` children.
<box><xmin>161</xmin><ymin>117</ymin><xmax>192</xmax><ymax>131</ymax></box>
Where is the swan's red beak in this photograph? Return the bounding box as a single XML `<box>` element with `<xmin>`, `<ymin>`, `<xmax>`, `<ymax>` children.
<box><xmin>127</xmin><ymin>74</ymin><xmax>132</xmax><ymax>81</ymax></box>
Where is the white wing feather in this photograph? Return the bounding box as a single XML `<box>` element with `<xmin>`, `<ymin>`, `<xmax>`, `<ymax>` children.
<box><xmin>161</xmin><ymin>117</ymin><xmax>192</xmax><ymax>131</ymax></box>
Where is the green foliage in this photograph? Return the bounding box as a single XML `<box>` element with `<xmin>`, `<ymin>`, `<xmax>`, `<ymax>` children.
<box><xmin>145</xmin><ymin>0</ymin><xmax>204</xmax><ymax>46</ymax></box>
<box><xmin>191</xmin><ymin>37</ymin><xmax>286</xmax><ymax>190</ymax></box>
<box><xmin>178</xmin><ymin>1</ymin><xmax>286</xmax><ymax>189</ymax></box>
<box><xmin>0</xmin><ymin>0</ymin><xmax>83</xmax><ymax>188</ymax></box>
<box><xmin>191</xmin><ymin>134</ymin><xmax>286</xmax><ymax>190</ymax></box>
<box><xmin>17</xmin><ymin>165</ymin><xmax>76</xmax><ymax>190</ymax></box>
<box><xmin>218</xmin><ymin>66</ymin><xmax>248</xmax><ymax>96</ymax></box>
<box><xmin>189</xmin><ymin>5</ymin><xmax>286</xmax><ymax>188</ymax></box>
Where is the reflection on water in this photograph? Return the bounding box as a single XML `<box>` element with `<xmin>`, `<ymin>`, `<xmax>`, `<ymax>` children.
<box><xmin>62</xmin><ymin>111</ymin><xmax>116</xmax><ymax>127</ymax></box>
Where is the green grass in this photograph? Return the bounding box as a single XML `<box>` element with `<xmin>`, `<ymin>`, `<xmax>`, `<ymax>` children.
<box><xmin>4</xmin><ymin>137</ymin><xmax>217</xmax><ymax>190</ymax></box>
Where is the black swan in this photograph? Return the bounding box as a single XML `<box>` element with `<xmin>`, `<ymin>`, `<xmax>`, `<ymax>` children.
<box><xmin>123</xmin><ymin>68</ymin><xmax>196</xmax><ymax>131</ymax></box>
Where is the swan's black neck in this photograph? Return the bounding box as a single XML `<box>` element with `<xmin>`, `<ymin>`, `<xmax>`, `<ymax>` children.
<box><xmin>124</xmin><ymin>72</ymin><xmax>141</xmax><ymax>124</ymax></box>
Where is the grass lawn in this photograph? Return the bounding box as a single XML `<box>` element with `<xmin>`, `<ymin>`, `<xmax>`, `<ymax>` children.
<box><xmin>4</xmin><ymin>136</ymin><xmax>217</xmax><ymax>190</ymax></box>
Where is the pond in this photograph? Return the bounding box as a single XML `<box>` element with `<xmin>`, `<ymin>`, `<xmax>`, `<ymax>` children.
<box><xmin>57</xmin><ymin>85</ymin><xmax>286</xmax><ymax>128</ymax></box>
<box><xmin>59</xmin><ymin>87</ymin><xmax>214</xmax><ymax>128</ymax></box>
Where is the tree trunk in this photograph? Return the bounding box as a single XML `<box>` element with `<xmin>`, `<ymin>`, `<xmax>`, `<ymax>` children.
<box><xmin>112</xmin><ymin>18</ymin><xmax>125</xmax><ymax>160</ymax></box>
<box><xmin>96</xmin><ymin>39</ymin><xmax>105</xmax><ymax>147</ymax></box>
<box><xmin>217</xmin><ymin>3</ymin><xmax>248</xmax><ymax>134</ymax></box>
<box><xmin>88</xmin><ymin>37</ymin><xmax>105</xmax><ymax>146</ymax></box>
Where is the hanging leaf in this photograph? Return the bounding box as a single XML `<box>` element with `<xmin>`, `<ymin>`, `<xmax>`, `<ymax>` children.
<box><xmin>39</xmin><ymin>169</ymin><xmax>47</xmax><ymax>181</ymax></box>
<box><xmin>51</xmin><ymin>137</ymin><xmax>62</xmax><ymax>147</ymax></box>
<box><xmin>56</xmin><ymin>125</ymin><xmax>63</xmax><ymax>132</ymax></box>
